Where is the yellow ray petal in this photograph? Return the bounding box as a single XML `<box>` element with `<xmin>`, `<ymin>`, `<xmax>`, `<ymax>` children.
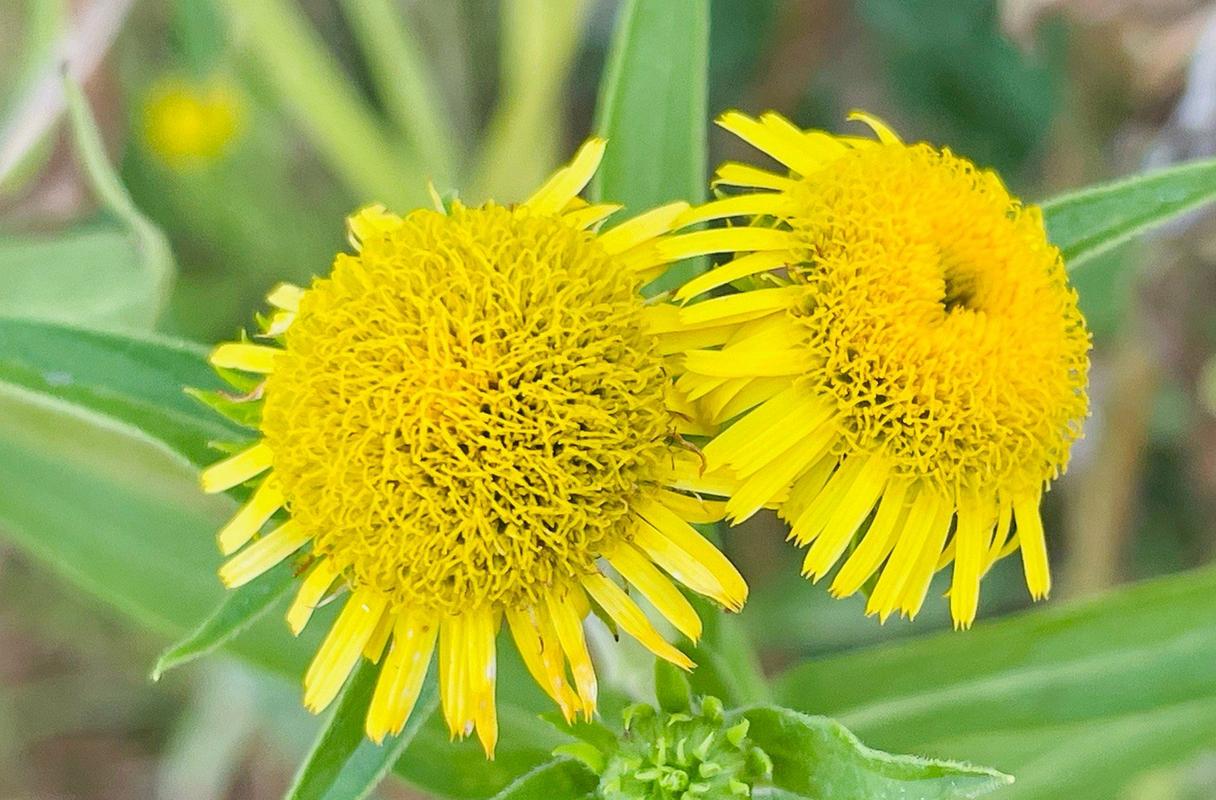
<box><xmin>679</xmin><ymin>285</ymin><xmax>804</xmax><ymax>327</ymax></box>
<box><xmin>866</xmin><ymin>486</ymin><xmax>941</xmax><ymax>621</ymax></box>
<box><xmin>363</xmin><ymin>609</ymin><xmax>395</xmax><ymax>662</ymax></box>
<box><xmin>723</xmin><ymin>399</ymin><xmax>834</xmax><ymax>479</ymax></box>
<box><xmin>712</xmin><ymin>162</ymin><xmax>798</xmax><ymax>191</ymax></box>
<box><xmin>465</xmin><ymin>608</ymin><xmax>499</xmax><ymax>758</ymax></box>
<box><xmin>726</xmin><ymin>424</ymin><xmax>836</xmax><ymax>524</ymax></box>
<box><xmin>210</xmin><ymin>342</ymin><xmax>281</xmax><ymax>374</ymax></box>
<box><xmin>303</xmin><ymin>588</ymin><xmax>387</xmax><ymax>712</ymax></box>
<box><xmin>505</xmin><ymin>606</ymin><xmax>578</xmax><ymax>722</ymax></box>
<box><xmin>217</xmin><ymin>477</ymin><xmax>284</xmax><ymax>555</ymax></box>
<box><xmin>607</xmin><ymin>541</ymin><xmax>701</xmax><ymax>641</ymax></box>
<box><xmin>675</xmin><ymin>250</ymin><xmax>794</xmax><ymax>302</ymax></box>
<box><xmin>683</xmin><ymin>346</ymin><xmax>807</xmax><ymax>378</ymax></box>
<box><xmin>545</xmin><ymin>588</ymin><xmax>597</xmax><ymax>718</ymax></box>
<box><xmin>780</xmin><ymin>454</ymin><xmax>839</xmax><ymax>525</ymax></box>
<box><xmin>524</xmin><ymin>138</ymin><xmax>607</xmax><ymax>215</ymax></box>
<box><xmin>266</xmin><ymin>282</ymin><xmax>305</xmax><ymax>311</ymax></box>
<box><xmin>1015</xmin><ymin>491</ymin><xmax>1051</xmax><ymax>600</ymax></box>
<box><xmin>661</xmin><ymin>451</ymin><xmax>739</xmax><ymax>498</ymax></box>
<box><xmin>582</xmin><ymin>573</ymin><xmax>694</xmax><ymax>669</ymax></box>
<box><xmin>702</xmin><ymin>386</ymin><xmax>807</xmax><ymax>469</ymax></box>
<box><xmin>633</xmin><ymin>498</ymin><xmax>747</xmax><ymax>610</ymax></box>
<box><xmin>287</xmin><ymin>558</ymin><xmax>339</xmax><ymax>635</ymax></box>
<box><xmin>982</xmin><ymin>499</ymin><xmax>1014</xmax><ymax>576</ymax></box>
<box><xmin>710</xmin><ymin>376</ymin><xmax>791</xmax><ymax>423</ymax></box>
<box><xmin>597</xmin><ymin>202</ymin><xmax>690</xmax><ymax>255</ymax></box>
<box><xmin>657</xmin><ymin>489</ymin><xmax>727</xmax><ymax>525</ymax></box>
<box><xmin>439</xmin><ymin>614</ymin><xmax>470</xmax><ymax>738</ymax></box>
<box><xmin>346</xmin><ymin>204</ymin><xmax>403</xmax><ymax>249</ymax></box>
<box><xmin>716</xmin><ymin>110</ymin><xmax>823</xmax><ymax>175</ymax></box>
<box><xmin>366</xmin><ymin>610</ymin><xmax>438</xmax><ymax>743</ymax></box>
<box><xmin>830</xmin><ymin>479</ymin><xmax>911</xmax><ymax>598</ymax></box>
<box><xmin>801</xmin><ymin>456</ymin><xmax>893</xmax><ymax>581</ymax></box>
<box><xmin>673</xmin><ymin>193</ymin><xmax>798</xmax><ymax>229</ymax></box>
<box><xmin>896</xmin><ymin>501</ymin><xmax>956</xmax><ymax>619</ymax></box>
<box><xmin>625</xmin><ymin>227</ymin><xmax>798</xmax><ymax>272</ymax></box>
<box><xmin>563</xmin><ymin>203</ymin><xmax>622</xmax><ymax>230</ymax></box>
<box><xmin>847</xmin><ymin>109</ymin><xmax>902</xmax><ymax>144</ymax></box>
<box><xmin>219</xmin><ymin>520</ymin><xmax>309</xmax><ymax>588</ymax></box>
<box><xmin>789</xmin><ymin>455</ymin><xmax>874</xmax><ymax>546</ymax></box>
<box><xmin>200</xmin><ymin>442</ymin><xmax>273</xmax><ymax>494</ymax></box>
<box><xmin>950</xmin><ymin>490</ymin><xmax>990</xmax><ymax>629</ymax></box>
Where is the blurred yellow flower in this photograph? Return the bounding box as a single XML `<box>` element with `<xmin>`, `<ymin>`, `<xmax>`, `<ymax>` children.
<box><xmin>663</xmin><ymin>111</ymin><xmax>1090</xmax><ymax>629</ymax></box>
<box><xmin>142</xmin><ymin>77</ymin><xmax>241</xmax><ymax>168</ymax></box>
<box><xmin>198</xmin><ymin>140</ymin><xmax>746</xmax><ymax>756</ymax></box>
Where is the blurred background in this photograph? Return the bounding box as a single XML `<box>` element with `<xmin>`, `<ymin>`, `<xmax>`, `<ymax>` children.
<box><xmin>2</xmin><ymin>0</ymin><xmax>1216</xmax><ymax>797</ymax></box>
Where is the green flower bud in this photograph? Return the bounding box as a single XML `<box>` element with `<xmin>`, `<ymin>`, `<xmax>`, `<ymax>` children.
<box><xmin>598</xmin><ymin>697</ymin><xmax>771</xmax><ymax>799</ymax></box>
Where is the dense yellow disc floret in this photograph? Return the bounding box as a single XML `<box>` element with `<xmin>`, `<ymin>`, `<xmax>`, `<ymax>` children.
<box><xmin>261</xmin><ymin>204</ymin><xmax>671</xmax><ymax>614</ymax></box>
<box><xmin>787</xmin><ymin>142</ymin><xmax>1089</xmax><ymax>497</ymax></box>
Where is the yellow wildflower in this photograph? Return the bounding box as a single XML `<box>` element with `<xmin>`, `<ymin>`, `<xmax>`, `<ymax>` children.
<box><xmin>199</xmin><ymin>140</ymin><xmax>747</xmax><ymax>756</ymax></box>
<box><xmin>661</xmin><ymin>111</ymin><xmax>1089</xmax><ymax>628</ymax></box>
<box><xmin>143</xmin><ymin>77</ymin><xmax>241</xmax><ymax>168</ymax></box>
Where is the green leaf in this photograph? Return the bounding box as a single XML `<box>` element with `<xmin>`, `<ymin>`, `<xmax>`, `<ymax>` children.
<box><xmin>773</xmin><ymin>564</ymin><xmax>1216</xmax><ymax>800</ymax></box>
<box><xmin>593</xmin><ymin>0</ymin><xmax>709</xmax><ymax>292</ymax></box>
<box><xmin>1041</xmin><ymin>156</ymin><xmax>1216</xmax><ymax>271</ymax></box>
<box><xmin>152</xmin><ymin>559</ymin><xmax>297</xmax><ymax>680</ymax></box>
<box><xmin>594</xmin><ymin>0</ymin><xmax>708</xmax><ymax>211</ymax></box>
<box><xmin>487</xmin><ymin>757</ymin><xmax>599</xmax><ymax>800</ymax></box>
<box><xmin>288</xmin><ymin>660</ymin><xmax>439</xmax><ymax>800</ymax></box>
<box><xmin>741</xmin><ymin>706</ymin><xmax>1011</xmax><ymax>800</ymax></box>
<box><xmin>0</xmin><ymin>318</ymin><xmax>244</xmax><ymax>466</ymax></box>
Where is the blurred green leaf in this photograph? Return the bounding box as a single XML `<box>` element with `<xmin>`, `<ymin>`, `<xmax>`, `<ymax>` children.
<box><xmin>858</xmin><ymin>0</ymin><xmax>1060</xmax><ymax>176</ymax></box>
<box><xmin>153</xmin><ymin>559</ymin><xmax>296</xmax><ymax>680</ymax></box>
<box><xmin>340</xmin><ymin>0</ymin><xmax>457</xmax><ymax>181</ymax></box>
<box><xmin>487</xmin><ymin>758</ymin><xmax>598</xmax><ymax>800</ymax></box>
<box><xmin>741</xmin><ymin>706</ymin><xmax>1011</xmax><ymax>799</ymax></box>
<box><xmin>469</xmin><ymin>0</ymin><xmax>590</xmax><ymax>201</ymax></box>
<box><xmin>289</xmin><ymin>660</ymin><xmax>438</xmax><ymax>800</ymax></box>
<box><xmin>773</xmin><ymin>564</ymin><xmax>1216</xmax><ymax>800</ymax></box>
<box><xmin>213</xmin><ymin>0</ymin><xmax>426</xmax><ymax>209</ymax></box>
<box><xmin>1042</xmin><ymin>156</ymin><xmax>1216</xmax><ymax>271</ymax></box>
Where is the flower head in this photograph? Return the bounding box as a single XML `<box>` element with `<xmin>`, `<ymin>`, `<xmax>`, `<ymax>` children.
<box><xmin>661</xmin><ymin>111</ymin><xmax>1089</xmax><ymax>628</ymax></box>
<box><xmin>198</xmin><ymin>140</ymin><xmax>747</xmax><ymax>756</ymax></box>
<box><xmin>143</xmin><ymin>77</ymin><xmax>241</xmax><ymax>168</ymax></box>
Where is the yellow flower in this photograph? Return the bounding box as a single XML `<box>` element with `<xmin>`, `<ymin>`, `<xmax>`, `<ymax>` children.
<box><xmin>198</xmin><ymin>140</ymin><xmax>747</xmax><ymax>757</ymax></box>
<box><xmin>143</xmin><ymin>77</ymin><xmax>241</xmax><ymax>168</ymax></box>
<box><xmin>661</xmin><ymin>111</ymin><xmax>1090</xmax><ymax>629</ymax></box>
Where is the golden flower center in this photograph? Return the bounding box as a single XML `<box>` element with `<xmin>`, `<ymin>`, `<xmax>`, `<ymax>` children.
<box><xmin>260</xmin><ymin>205</ymin><xmax>672</xmax><ymax>614</ymax></box>
<box><xmin>786</xmin><ymin>142</ymin><xmax>1090</xmax><ymax>493</ymax></box>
